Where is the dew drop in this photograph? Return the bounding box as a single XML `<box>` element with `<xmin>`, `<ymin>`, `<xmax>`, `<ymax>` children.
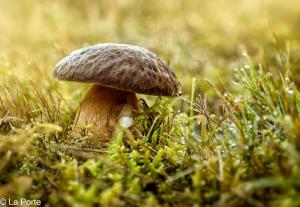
<box><xmin>244</xmin><ymin>64</ymin><xmax>250</xmax><ymax>69</ymax></box>
<box><xmin>286</xmin><ymin>88</ymin><xmax>294</xmax><ymax>95</ymax></box>
<box><xmin>234</xmin><ymin>96</ymin><xmax>242</xmax><ymax>103</ymax></box>
<box><xmin>119</xmin><ymin>116</ymin><xmax>133</xmax><ymax>128</ymax></box>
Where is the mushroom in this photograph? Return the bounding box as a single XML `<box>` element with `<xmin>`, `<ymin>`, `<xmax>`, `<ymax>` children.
<box><xmin>53</xmin><ymin>43</ymin><xmax>182</xmax><ymax>141</ymax></box>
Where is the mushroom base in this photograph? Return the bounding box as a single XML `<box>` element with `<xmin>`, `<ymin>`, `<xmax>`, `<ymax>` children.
<box><xmin>76</xmin><ymin>85</ymin><xmax>138</xmax><ymax>142</ymax></box>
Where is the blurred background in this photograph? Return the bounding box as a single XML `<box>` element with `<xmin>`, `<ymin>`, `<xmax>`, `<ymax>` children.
<box><xmin>0</xmin><ymin>0</ymin><xmax>300</xmax><ymax>95</ymax></box>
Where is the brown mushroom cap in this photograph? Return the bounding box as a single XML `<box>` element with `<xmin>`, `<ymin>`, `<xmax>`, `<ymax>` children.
<box><xmin>54</xmin><ymin>43</ymin><xmax>182</xmax><ymax>96</ymax></box>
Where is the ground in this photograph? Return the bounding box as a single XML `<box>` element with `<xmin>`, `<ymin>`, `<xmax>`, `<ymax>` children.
<box><xmin>0</xmin><ymin>0</ymin><xmax>300</xmax><ymax>206</ymax></box>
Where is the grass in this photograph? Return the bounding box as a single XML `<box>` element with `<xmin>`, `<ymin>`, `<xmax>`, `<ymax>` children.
<box><xmin>0</xmin><ymin>0</ymin><xmax>300</xmax><ymax>206</ymax></box>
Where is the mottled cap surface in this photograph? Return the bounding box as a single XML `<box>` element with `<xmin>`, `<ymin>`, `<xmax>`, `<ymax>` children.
<box><xmin>54</xmin><ymin>43</ymin><xmax>182</xmax><ymax>96</ymax></box>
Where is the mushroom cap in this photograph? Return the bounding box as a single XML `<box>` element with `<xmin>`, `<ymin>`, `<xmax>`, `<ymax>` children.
<box><xmin>54</xmin><ymin>43</ymin><xmax>182</xmax><ymax>97</ymax></box>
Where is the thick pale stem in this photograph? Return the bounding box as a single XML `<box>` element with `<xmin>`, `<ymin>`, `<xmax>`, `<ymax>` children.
<box><xmin>76</xmin><ymin>85</ymin><xmax>138</xmax><ymax>142</ymax></box>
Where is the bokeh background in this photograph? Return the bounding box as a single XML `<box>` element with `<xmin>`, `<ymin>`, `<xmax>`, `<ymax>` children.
<box><xmin>1</xmin><ymin>0</ymin><xmax>300</xmax><ymax>96</ymax></box>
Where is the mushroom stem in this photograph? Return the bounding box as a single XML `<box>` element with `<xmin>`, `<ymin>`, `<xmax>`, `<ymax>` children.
<box><xmin>76</xmin><ymin>85</ymin><xmax>138</xmax><ymax>142</ymax></box>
